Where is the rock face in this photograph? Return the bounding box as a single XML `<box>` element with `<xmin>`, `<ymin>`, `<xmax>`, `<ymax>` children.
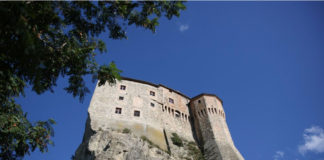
<box><xmin>74</xmin><ymin>117</ymin><xmax>203</xmax><ymax>160</ymax></box>
<box><xmin>75</xmin><ymin>77</ymin><xmax>244</xmax><ymax>160</ymax></box>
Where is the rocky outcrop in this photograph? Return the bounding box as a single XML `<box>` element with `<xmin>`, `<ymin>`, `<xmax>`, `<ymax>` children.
<box><xmin>74</xmin><ymin>117</ymin><xmax>203</xmax><ymax>160</ymax></box>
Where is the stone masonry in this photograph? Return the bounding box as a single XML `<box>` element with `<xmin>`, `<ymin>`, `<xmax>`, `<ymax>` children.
<box><xmin>75</xmin><ymin>77</ymin><xmax>244</xmax><ymax>160</ymax></box>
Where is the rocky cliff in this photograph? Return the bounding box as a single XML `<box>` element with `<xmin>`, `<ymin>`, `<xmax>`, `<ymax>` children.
<box><xmin>74</xmin><ymin>117</ymin><xmax>204</xmax><ymax>160</ymax></box>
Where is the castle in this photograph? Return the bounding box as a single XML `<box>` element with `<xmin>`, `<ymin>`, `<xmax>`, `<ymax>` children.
<box><xmin>76</xmin><ymin>77</ymin><xmax>244</xmax><ymax>160</ymax></box>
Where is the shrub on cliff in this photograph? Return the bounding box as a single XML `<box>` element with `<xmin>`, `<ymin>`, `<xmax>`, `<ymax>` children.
<box><xmin>171</xmin><ymin>133</ymin><xmax>183</xmax><ymax>147</ymax></box>
<box><xmin>122</xmin><ymin>128</ymin><xmax>131</xmax><ymax>134</ymax></box>
<box><xmin>186</xmin><ymin>141</ymin><xmax>204</xmax><ymax>160</ymax></box>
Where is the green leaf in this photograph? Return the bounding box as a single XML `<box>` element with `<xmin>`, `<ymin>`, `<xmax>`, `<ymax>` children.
<box><xmin>0</xmin><ymin>1</ymin><xmax>185</xmax><ymax>159</ymax></box>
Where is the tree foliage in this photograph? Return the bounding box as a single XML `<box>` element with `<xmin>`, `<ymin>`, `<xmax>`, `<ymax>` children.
<box><xmin>0</xmin><ymin>1</ymin><xmax>185</xmax><ymax>159</ymax></box>
<box><xmin>0</xmin><ymin>100</ymin><xmax>55</xmax><ymax>159</ymax></box>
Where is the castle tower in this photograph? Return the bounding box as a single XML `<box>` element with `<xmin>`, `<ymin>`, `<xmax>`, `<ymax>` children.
<box><xmin>189</xmin><ymin>94</ymin><xmax>244</xmax><ymax>160</ymax></box>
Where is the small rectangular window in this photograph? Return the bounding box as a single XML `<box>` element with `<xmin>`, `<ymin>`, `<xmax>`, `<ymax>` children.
<box><xmin>169</xmin><ymin>98</ymin><xmax>174</xmax><ymax>104</ymax></box>
<box><xmin>115</xmin><ymin>108</ymin><xmax>122</xmax><ymax>114</ymax></box>
<box><xmin>150</xmin><ymin>103</ymin><xmax>155</xmax><ymax>107</ymax></box>
<box><xmin>150</xmin><ymin>91</ymin><xmax>155</xmax><ymax>96</ymax></box>
<box><xmin>134</xmin><ymin>110</ymin><xmax>140</xmax><ymax>117</ymax></box>
<box><xmin>119</xmin><ymin>96</ymin><xmax>124</xmax><ymax>100</ymax></box>
<box><xmin>120</xmin><ymin>85</ymin><xmax>126</xmax><ymax>90</ymax></box>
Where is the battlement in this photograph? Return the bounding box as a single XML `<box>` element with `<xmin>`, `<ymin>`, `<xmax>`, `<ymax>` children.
<box><xmin>86</xmin><ymin>77</ymin><xmax>244</xmax><ymax>160</ymax></box>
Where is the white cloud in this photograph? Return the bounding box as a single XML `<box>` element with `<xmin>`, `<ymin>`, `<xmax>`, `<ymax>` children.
<box><xmin>298</xmin><ymin>126</ymin><xmax>324</xmax><ymax>155</ymax></box>
<box><xmin>273</xmin><ymin>151</ymin><xmax>285</xmax><ymax>160</ymax></box>
<box><xmin>179</xmin><ymin>24</ymin><xmax>189</xmax><ymax>32</ymax></box>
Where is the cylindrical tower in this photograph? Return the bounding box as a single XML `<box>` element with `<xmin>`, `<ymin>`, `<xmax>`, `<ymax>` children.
<box><xmin>189</xmin><ymin>94</ymin><xmax>244</xmax><ymax>160</ymax></box>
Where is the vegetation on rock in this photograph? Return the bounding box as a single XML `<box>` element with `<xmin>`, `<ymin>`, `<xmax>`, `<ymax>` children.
<box><xmin>185</xmin><ymin>141</ymin><xmax>205</xmax><ymax>160</ymax></box>
<box><xmin>122</xmin><ymin>128</ymin><xmax>131</xmax><ymax>134</ymax></box>
<box><xmin>140</xmin><ymin>136</ymin><xmax>160</xmax><ymax>149</ymax></box>
<box><xmin>171</xmin><ymin>132</ymin><xmax>183</xmax><ymax>147</ymax></box>
<box><xmin>170</xmin><ymin>133</ymin><xmax>204</xmax><ymax>160</ymax></box>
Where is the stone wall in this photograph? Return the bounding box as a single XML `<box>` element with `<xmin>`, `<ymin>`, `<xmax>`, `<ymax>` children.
<box><xmin>159</xmin><ymin>86</ymin><xmax>193</xmax><ymax>141</ymax></box>
<box><xmin>87</xmin><ymin>78</ymin><xmax>195</xmax><ymax>151</ymax></box>
<box><xmin>190</xmin><ymin>95</ymin><xmax>244</xmax><ymax>160</ymax></box>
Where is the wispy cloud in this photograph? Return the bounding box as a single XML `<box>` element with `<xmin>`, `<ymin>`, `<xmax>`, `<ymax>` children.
<box><xmin>179</xmin><ymin>24</ymin><xmax>189</xmax><ymax>32</ymax></box>
<box><xmin>273</xmin><ymin>151</ymin><xmax>285</xmax><ymax>160</ymax></box>
<box><xmin>298</xmin><ymin>126</ymin><xmax>324</xmax><ymax>155</ymax></box>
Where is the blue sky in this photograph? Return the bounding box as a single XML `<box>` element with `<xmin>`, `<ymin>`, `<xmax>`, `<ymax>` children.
<box><xmin>17</xmin><ymin>2</ymin><xmax>324</xmax><ymax>160</ymax></box>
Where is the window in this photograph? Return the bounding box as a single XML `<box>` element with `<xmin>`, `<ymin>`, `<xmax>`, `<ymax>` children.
<box><xmin>150</xmin><ymin>91</ymin><xmax>155</xmax><ymax>96</ymax></box>
<box><xmin>120</xmin><ymin>85</ymin><xmax>126</xmax><ymax>90</ymax></box>
<box><xmin>119</xmin><ymin>96</ymin><xmax>124</xmax><ymax>100</ymax></box>
<box><xmin>169</xmin><ymin>98</ymin><xmax>174</xmax><ymax>104</ymax></box>
<box><xmin>115</xmin><ymin>108</ymin><xmax>122</xmax><ymax>114</ymax></box>
<box><xmin>198</xmin><ymin>100</ymin><xmax>201</xmax><ymax>103</ymax></box>
<box><xmin>150</xmin><ymin>103</ymin><xmax>155</xmax><ymax>107</ymax></box>
<box><xmin>134</xmin><ymin>110</ymin><xmax>140</xmax><ymax>117</ymax></box>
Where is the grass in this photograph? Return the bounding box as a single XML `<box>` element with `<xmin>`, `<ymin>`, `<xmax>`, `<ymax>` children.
<box><xmin>141</xmin><ymin>136</ymin><xmax>154</xmax><ymax>146</ymax></box>
<box><xmin>140</xmin><ymin>136</ymin><xmax>170</xmax><ymax>154</ymax></box>
<box><xmin>185</xmin><ymin>141</ymin><xmax>205</xmax><ymax>160</ymax></box>
<box><xmin>122</xmin><ymin>128</ymin><xmax>131</xmax><ymax>134</ymax></box>
<box><xmin>171</xmin><ymin>133</ymin><xmax>183</xmax><ymax>147</ymax></box>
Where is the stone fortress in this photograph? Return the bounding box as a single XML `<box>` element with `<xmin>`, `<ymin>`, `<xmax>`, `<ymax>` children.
<box><xmin>76</xmin><ymin>77</ymin><xmax>244</xmax><ymax>160</ymax></box>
